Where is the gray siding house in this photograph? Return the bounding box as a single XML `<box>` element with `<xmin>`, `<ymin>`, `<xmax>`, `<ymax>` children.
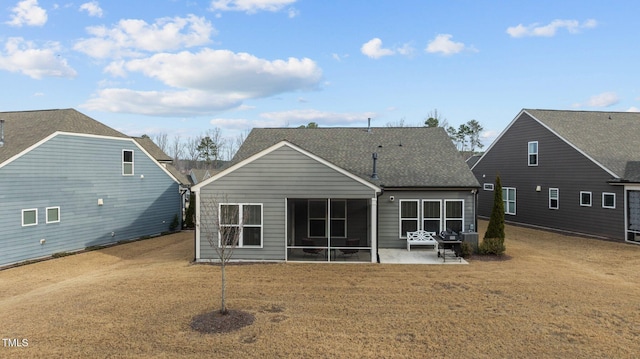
<box><xmin>0</xmin><ymin>109</ymin><xmax>183</xmax><ymax>267</ymax></box>
<box><xmin>471</xmin><ymin>109</ymin><xmax>640</xmax><ymax>242</ymax></box>
<box><xmin>192</xmin><ymin>127</ymin><xmax>480</xmax><ymax>263</ymax></box>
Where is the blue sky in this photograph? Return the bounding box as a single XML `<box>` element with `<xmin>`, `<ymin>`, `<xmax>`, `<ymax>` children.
<box><xmin>1</xmin><ymin>0</ymin><xmax>638</xmax><ymax>152</ymax></box>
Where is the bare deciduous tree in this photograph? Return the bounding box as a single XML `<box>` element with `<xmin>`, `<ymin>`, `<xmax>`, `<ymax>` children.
<box><xmin>199</xmin><ymin>195</ymin><xmax>247</xmax><ymax>314</ymax></box>
<box><xmin>153</xmin><ymin>132</ymin><xmax>169</xmax><ymax>154</ymax></box>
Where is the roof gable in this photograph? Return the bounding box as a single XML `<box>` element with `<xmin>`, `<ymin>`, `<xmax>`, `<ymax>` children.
<box><xmin>0</xmin><ymin>109</ymin><xmax>128</xmax><ymax>165</ymax></box>
<box><xmin>473</xmin><ymin>109</ymin><xmax>640</xmax><ymax>180</ymax></box>
<box><xmin>525</xmin><ymin>109</ymin><xmax>640</xmax><ymax>179</ymax></box>
<box><xmin>231</xmin><ymin>127</ymin><xmax>480</xmax><ymax>188</ymax></box>
<box><xmin>192</xmin><ymin>141</ymin><xmax>381</xmax><ymax>192</ymax></box>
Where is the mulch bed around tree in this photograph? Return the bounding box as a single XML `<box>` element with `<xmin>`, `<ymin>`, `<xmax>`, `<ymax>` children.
<box><xmin>190</xmin><ymin>309</ymin><xmax>255</xmax><ymax>334</ymax></box>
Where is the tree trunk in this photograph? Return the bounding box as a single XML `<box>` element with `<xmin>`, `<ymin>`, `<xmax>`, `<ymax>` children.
<box><xmin>220</xmin><ymin>262</ymin><xmax>227</xmax><ymax>314</ymax></box>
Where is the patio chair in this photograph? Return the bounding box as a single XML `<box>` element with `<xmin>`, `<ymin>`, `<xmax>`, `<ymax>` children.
<box><xmin>301</xmin><ymin>238</ymin><xmax>323</xmax><ymax>256</ymax></box>
<box><xmin>339</xmin><ymin>238</ymin><xmax>359</xmax><ymax>258</ymax></box>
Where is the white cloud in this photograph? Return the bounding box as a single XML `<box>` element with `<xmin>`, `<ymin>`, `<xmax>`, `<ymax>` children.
<box><xmin>573</xmin><ymin>92</ymin><xmax>619</xmax><ymax>108</ymax></box>
<box><xmin>0</xmin><ymin>37</ymin><xmax>77</xmax><ymax>79</ymax></box>
<box><xmin>79</xmin><ymin>1</ymin><xmax>104</xmax><ymax>18</ymax></box>
<box><xmin>81</xmin><ymin>88</ymin><xmax>244</xmax><ymax>116</ymax></box>
<box><xmin>210</xmin><ymin>0</ymin><xmax>297</xmax><ymax>13</ymax></box>
<box><xmin>507</xmin><ymin>19</ymin><xmax>597</xmax><ymax>38</ymax></box>
<box><xmin>121</xmin><ymin>49</ymin><xmax>321</xmax><ymax>96</ymax></box>
<box><xmin>6</xmin><ymin>0</ymin><xmax>47</xmax><ymax>27</ymax></box>
<box><xmin>425</xmin><ymin>34</ymin><xmax>467</xmax><ymax>55</ymax></box>
<box><xmin>626</xmin><ymin>107</ymin><xmax>640</xmax><ymax>112</ymax></box>
<box><xmin>74</xmin><ymin>15</ymin><xmax>214</xmax><ymax>59</ymax></box>
<box><xmin>260</xmin><ymin>109</ymin><xmax>376</xmax><ymax>126</ymax></box>
<box><xmin>83</xmin><ymin>50</ymin><xmax>322</xmax><ymax>116</ymax></box>
<box><xmin>361</xmin><ymin>38</ymin><xmax>395</xmax><ymax>59</ymax></box>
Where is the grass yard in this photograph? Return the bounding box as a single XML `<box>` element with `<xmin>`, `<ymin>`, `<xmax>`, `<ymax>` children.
<box><xmin>1</xmin><ymin>221</ymin><xmax>640</xmax><ymax>358</ymax></box>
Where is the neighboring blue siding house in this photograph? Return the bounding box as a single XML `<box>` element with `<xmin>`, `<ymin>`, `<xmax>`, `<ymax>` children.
<box><xmin>0</xmin><ymin>109</ymin><xmax>183</xmax><ymax>267</ymax></box>
<box><xmin>192</xmin><ymin>127</ymin><xmax>480</xmax><ymax>263</ymax></box>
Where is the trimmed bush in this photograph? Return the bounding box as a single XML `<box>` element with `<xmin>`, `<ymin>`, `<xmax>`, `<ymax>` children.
<box><xmin>170</xmin><ymin>213</ymin><xmax>180</xmax><ymax>231</ymax></box>
<box><xmin>459</xmin><ymin>242</ymin><xmax>473</xmax><ymax>258</ymax></box>
<box><xmin>479</xmin><ymin>237</ymin><xmax>506</xmax><ymax>256</ymax></box>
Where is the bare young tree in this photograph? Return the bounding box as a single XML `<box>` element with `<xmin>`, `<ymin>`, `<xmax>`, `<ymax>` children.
<box><xmin>185</xmin><ymin>135</ymin><xmax>202</xmax><ymax>167</ymax></box>
<box><xmin>169</xmin><ymin>134</ymin><xmax>184</xmax><ymax>162</ymax></box>
<box><xmin>199</xmin><ymin>195</ymin><xmax>246</xmax><ymax>314</ymax></box>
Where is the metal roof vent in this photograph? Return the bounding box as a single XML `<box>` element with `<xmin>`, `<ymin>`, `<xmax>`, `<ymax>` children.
<box><xmin>371</xmin><ymin>152</ymin><xmax>379</xmax><ymax>179</ymax></box>
<box><xmin>0</xmin><ymin>119</ymin><xmax>4</xmax><ymax>147</ymax></box>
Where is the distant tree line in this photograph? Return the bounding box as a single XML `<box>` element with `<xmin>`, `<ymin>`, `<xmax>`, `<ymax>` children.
<box><xmin>149</xmin><ymin>128</ymin><xmax>249</xmax><ymax>172</ymax></box>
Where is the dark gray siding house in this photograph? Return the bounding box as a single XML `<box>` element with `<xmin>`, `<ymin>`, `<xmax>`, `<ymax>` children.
<box><xmin>192</xmin><ymin>127</ymin><xmax>480</xmax><ymax>263</ymax></box>
<box><xmin>471</xmin><ymin>109</ymin><xmax>640</xmax><ymax>242</ymax></box>
<box><xmin>0</xmin><ymin>109</ymin><xmax>183</xmax><ymax>267</ymax></box>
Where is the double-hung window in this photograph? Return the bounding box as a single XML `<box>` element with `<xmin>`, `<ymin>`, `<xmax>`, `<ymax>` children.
<box><xmin>444</xmin><ymin>200</ymin><xmax>464</xmax><ymax>233</ymax></box>
<box><xmin>399</xmin><ymin>200</ymin><xmax>419</xmax><ymax>238</ymax></box>
<box><xmin>549</xmin><ymin>188</ymin><xmax>559</xmax><ymax>209</ymax></box>
<box><xmin>503</xmin><ymin>187</ymin><xmax>516</xmax><ymax>215</ymax></box>
<box><xmin>219</xmin><ymin>204</ymin><xmax>262</xmax><ymax>247</ymax></box>
<box><xmin>308</xmin><ymin>200</ymin><xmax>327</xmax><ymax>237</ymax></box>
<box><xmin>122</xmin><ymin>150</ymin><xmax>134</xmax><ymax>175</ymax></box>
<box><xmin>528</xmin><ymin>141</ymin><xmax>538</xmax><ymax>166</ymax></box>
<box><xmin>422</xmin><ymin>200</ymin><xmax>441</xmax><ymax>233</ymax></box>
<box><xmin>330</xmin><ymin>200</ymin><xmax>347</xmax><ymax>238</ymax></box>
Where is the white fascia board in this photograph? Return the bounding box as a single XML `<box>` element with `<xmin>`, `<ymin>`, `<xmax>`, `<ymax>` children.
<box><xmin>191</xmin><ymin>140</ymin><xmax>382</xmax><ymax>193</ymax></box>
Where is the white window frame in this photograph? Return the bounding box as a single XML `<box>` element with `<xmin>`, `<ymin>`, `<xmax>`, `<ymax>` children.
<box><xmin>122</xmin><ymin>149</ymin><xmax>134</xmax><ymax>176</ymax></box>
<box><xmin>399</xmin><ymin>199</ymin><xmax>419</xmax><ymax>238</ymax></box>
<box><xmin>503</xmin><ymin>187</ymin><xmax>516</xmax><ymax>215</ymax></box>
<box><xmin>549</xmin><ymin>188</ymin><xmax>559</xmax><ymax>209</ymax></box>
<box><xmin>219</xmin><ymin>203</ymin><xmax>263</xmax><ymax>248</ymax></box>
<box><xmin>528</xmin><ymin>141</ymin><xmax>538</xmax><ymax>166</ymax></box>
<box><xmin>422</xmin><ymin>200</ymin><xmax>442</xmax><ymax>233</ymax></box>
<box><xmin>22</xmin><ymin>208</ymin><xmax>38</xmax><ymax>227</ymax></box>
<box><xmin>46</xmin><ymin>206</ymin><xmax>60</xmax><ymax>224</ymax></box>
<box><xmin>483</xmin><ymin>183</ymin><xmax>494</xmax><ymax>191</ymax></box>
<box><xmin>444</xmin><ymin>199</ymin><xmax>464</xmax><ymax>233</ymax></box>
<box><xmin>580</xmin><ymin>191</ymin><xmax>592</xmax><ymax>207</ymax></box>
<box><xmin>602</xmin><ymin>192</ymin><xmax>616</xmax><ymax>209</ymax></box>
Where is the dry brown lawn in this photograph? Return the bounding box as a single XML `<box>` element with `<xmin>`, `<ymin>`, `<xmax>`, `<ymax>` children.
<box><xmin>1</xmin><ymin>221</ymin><xmax>640</xmax><ymax>358</ymax></box>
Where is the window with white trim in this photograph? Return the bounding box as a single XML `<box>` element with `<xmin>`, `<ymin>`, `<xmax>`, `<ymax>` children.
<box><xmin>219</xmin><ymin>204</ymin><xmax>262</xmax><ymax>247</ymax></box>
<box><xmin>422</xmin><ymin>200</ymin><xmax>441</xmax><ymax>233</ymax></box>
<box><xmin>308</xmin><ymin>200</ymin><xmax>327</xmax><ymax>238</ymax></box>
<box><xmin>580</xmin><ymin>191</ymin><xmax>592</xmax><ymax>207</ymax></box>
<box><xmin>444</xmin><ymin>200</ymin><xmax>464</xmax><ymax>233</ymax></box>
<box><xmin>503</xmin><ymin>187</ymin><xmax>516</xmax><ymax>215</ymax></box>
<box><xmin>602</xmin><ymin>193</ymin><xmax>616</xmax><ymax>209</ymax></box>
<box><xmin>330</xmin><ymin>200</ymin><xmax>347</xmax><ymax>238</ymax></box>
<box><xmin>46</xmin><ymin>207</ymin><xmax>60</xmax><ymax>223</ymax></box>
<box><xmin>483</xmin><ymin>183</ymin><xmax>494</xmax><ymax>191</ymax></box>
<box><xmin>399</xmin><ymin>200</ymin><xmax>419</xmax><ymax>238</ymax></box>
<box><xmin>549</xmin><ymin>188</ymin><xmax>559</xmax><ymax>209</ymax></box>
<box><xmin>22</xmin><ymin>209</ymin><xmax>38</xmax><ymax>226</ymax></box>
<box><xmin>528</xmin><ymin>141</ymin><xmax>538</xmax><ymax>166</ymax></box>
<box><xmin>122</xmin><ymin>150</ymin><xmax>134</xmax><ymax>175</ymax></box>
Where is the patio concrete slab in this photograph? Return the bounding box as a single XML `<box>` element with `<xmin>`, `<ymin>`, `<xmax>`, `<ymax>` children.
<box><xmin>378</xmin><ymin>248</ymin><xmax>468</xmax><ymax>264</ymax></box>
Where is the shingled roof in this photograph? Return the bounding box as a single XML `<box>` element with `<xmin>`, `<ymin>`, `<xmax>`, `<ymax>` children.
<box><xmin>0</xmin><ymin>109</ymin><xmax>128</xmax><ymax>164</ymax></box>
<box><xmin>232</xmin><ymin>127</ymin><xmax>480</xmax><ymax>188</ymax></box>
<box><xmin>525</xmin><ymin>109</ymin><xmax>640</xmax><ymax>181</ymax></box>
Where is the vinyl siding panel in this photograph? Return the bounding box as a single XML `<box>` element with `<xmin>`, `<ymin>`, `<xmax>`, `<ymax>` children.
<box><xmin>0</xmin><ymin>134</ymin><xmax>181</xmax><ymax>266</ymax></box>
<box><xmin>378</xmin><ymin>189</ymin><xmax>476</xmax><ymax>249</ymax></box>
<box><xmin>198</xmin><ymin>145</ymin><xmax>378</xmax><ymax>261</ymax></box>
<box><xmin>473</xmin><ymin>112</ymin><xmax>625</xmax><ymax>240</ymax></box>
